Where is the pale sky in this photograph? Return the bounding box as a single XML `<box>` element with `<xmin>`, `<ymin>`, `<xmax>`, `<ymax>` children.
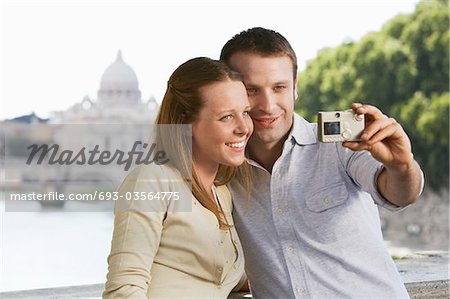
<box><xmin>0</xmin><ymin>0</ymin><xmax>420</xmax><ymax>120</ymax></box>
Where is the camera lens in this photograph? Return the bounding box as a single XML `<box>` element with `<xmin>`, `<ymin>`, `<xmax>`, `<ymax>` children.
<box><xmin>335</xmin><ymin>113</ymin><xmax>340</xmax><ymax>118</ymax></box>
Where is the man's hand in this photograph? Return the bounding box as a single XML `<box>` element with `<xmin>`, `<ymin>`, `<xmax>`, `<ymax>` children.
<box><xmin>343</xmin><ymin>103</ymin><xmax>414</xmax><ymax>172</ymax></box>
<box><xmin>343</xmin><ymin>103</ymin><xmax>422</xmax><ymax>207</ymax></box>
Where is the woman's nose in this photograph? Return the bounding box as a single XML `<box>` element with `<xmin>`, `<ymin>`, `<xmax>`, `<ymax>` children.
<box><xmin>234</xmin><ymin>116</ymin><xmax>252</xmax><ymax>136</ymax></box>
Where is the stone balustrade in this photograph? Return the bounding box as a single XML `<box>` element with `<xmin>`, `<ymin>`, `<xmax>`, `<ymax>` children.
<box><xmin>1</xmin><ymin>251</ymin><xmax>448</xmax><ymax>299</ymax></box>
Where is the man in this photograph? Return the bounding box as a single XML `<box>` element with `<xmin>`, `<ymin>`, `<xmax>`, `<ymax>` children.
<box><xmin>221</xmin><ymin>27</ymin><xmax>423</xmax><ymax>298</ymax></box>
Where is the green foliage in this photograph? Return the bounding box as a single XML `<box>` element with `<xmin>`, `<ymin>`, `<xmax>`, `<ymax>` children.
<box><xmin>395</xmin><ymin>92</ymin><xmax>449</xmax><ymax>190</ymax></box>
<box><xmin>296</xmin><ymin>0</ymin><xmax>449</xmax><ymax>191</ymax></box>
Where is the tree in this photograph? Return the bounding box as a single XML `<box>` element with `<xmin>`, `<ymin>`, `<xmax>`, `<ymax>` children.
<box><xmin>296</xmin><ymin>0</ymin><xmax>449</xmax><ymax>191</ymax></box>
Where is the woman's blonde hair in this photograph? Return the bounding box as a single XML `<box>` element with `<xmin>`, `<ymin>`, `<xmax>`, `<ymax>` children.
<box><xmin>156</xmin><ymin>57</ymin><xmax>251</xmax><ymax>229</ymax></box>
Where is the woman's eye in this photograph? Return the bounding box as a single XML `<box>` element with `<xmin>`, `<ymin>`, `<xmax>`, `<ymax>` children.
<box><xmin>220</xmin><ymin>115</ymin><xmax>233</xmax><ymax>121</ymax></box>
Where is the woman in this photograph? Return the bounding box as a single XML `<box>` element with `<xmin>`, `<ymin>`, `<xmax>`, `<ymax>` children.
<box><xmin>103</xmin><ymin>57</ymin><xmax>253</xmax><ymax>298</ymax></box>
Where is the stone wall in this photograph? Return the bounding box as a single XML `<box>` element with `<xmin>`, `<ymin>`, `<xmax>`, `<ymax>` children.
<box><xmin>1</xmin><ymin>251</ymin><xmax>448</xmax><ymax>299</ymax></box>
<box><xmin>380</xmin><ymin>189</ymin><xmax>449</xmax><ymax>251</ymax></box>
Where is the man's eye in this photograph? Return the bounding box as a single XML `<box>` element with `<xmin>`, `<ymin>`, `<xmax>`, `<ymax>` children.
<box><xmin>246</xmin><ymin>88</ymin><xmax>257</xmax><ymax>95</ymax></box>
<box><xmin>274</xmin><ymin>86</ymin><xmax>286</xmax><ymax>92</ymax></box>
<box><xmin>243</xmin><ymin>111</ymin><xmax>250</xmax><ymax>117</ymax></box>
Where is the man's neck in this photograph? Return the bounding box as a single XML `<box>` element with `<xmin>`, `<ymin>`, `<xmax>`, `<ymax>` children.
<box><xmin>248</xmin><ymin>139</ymin><xmax>285</xmax><ymax>174</ymax></box>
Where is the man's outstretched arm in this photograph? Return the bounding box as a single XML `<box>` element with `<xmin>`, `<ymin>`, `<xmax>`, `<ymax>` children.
<box><xmin>343</xmin><ymin>103</ymin><xmax>423</xmax><ymax>207</ymax></box>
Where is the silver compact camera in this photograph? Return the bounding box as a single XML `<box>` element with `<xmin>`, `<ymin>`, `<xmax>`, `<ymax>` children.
<box><xmin>318</xmin><ymin>109</ymin><xmax>365</xmax><ymax>142</ymax></box>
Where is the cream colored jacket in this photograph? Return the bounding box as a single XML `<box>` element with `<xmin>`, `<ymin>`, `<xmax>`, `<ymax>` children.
<box><xmin>103</xmin><ymin>164</ymin><xmax>245</xmax><ymax>299</ymax></box>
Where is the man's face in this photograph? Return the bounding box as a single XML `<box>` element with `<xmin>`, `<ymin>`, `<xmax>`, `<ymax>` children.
<box><xmin>227</xmin><ymin>52</ymin><xmax>296</xmax><ymax>148</ymax></box>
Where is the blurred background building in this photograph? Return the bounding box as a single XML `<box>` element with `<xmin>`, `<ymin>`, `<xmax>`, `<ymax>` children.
<box><xmin>50</xmin><ymin>51</ymin><xmax>158</xmax><ymax>124</ymax></box>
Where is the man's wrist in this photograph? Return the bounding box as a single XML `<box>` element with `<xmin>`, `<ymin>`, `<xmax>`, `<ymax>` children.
<box><xmin>384</xmin><ymin>154</ymin><xmax>416</xmax><ymax>176</ymax></box>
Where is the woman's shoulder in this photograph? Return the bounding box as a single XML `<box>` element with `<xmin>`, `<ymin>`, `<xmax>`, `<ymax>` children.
<box><xmin>117</xmin><ymin>163</ymin><xmax>190</xmax><ymax>198</ymax></box>
<box><xmin>115</xmin><ymin>163</ymin><xmax>191</xmax><ymax>213</ymax></box>
<box><xmin>123</xmin><ymin>163</ymin><xmax>183</xmax><ymax>183</ymax></box>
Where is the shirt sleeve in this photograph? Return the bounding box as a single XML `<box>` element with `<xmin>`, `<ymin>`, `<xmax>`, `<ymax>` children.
<box><xmin>103</xmin><ymin>165</ymin><xmax>170</xmax><ymax>299</ymax></box>
<box><xmin>336</xmin><ymin>145</ymin><xmax>405</xmax><ymax>212</ymax></box>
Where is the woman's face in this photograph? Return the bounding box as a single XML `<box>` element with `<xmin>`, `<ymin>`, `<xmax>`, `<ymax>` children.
<box><xmin>192</xmin><ymin>80</ymin><xmax>253</xmax><ymax>172</ymax></box>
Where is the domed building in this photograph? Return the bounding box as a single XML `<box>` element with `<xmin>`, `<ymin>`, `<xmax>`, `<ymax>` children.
<box><xmin>45</xmin><ymin>51</ymin><xmax>160</xmax><ymax>178</ymax></box>
<box><xmin>0</xmin><ymin>52</ymin><xmax>161</xmax><ymax>200</ymax></box>
<box><xmin>51</xmin><ymin>51</ymin><xmax>158</xmax><ymax>123</ymax></box>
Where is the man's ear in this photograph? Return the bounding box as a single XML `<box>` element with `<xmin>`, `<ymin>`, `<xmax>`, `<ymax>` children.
<box><xmin>294</xmin><ymin>77</ymin><xmax>299</xmax><ymax>101</ymax></box>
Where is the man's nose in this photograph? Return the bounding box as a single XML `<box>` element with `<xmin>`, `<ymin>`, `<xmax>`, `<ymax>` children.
<box><xmin>254</xmin><ymin>90</ymin><xmax>275</xmax><ymax>113</ymax></box>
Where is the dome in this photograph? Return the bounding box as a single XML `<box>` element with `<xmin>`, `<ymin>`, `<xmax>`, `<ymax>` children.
<box><xmin>99</xmin><ymin>51</ymin><xmax>139</xmax><ymax>91</ymax></box>
<box><xmin>97</xmin><ymin>51</ymin><xmax>142</xmax><ymax>105</ymax></box>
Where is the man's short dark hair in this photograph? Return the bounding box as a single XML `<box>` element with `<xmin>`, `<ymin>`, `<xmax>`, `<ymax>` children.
<box><xmin>220</xmin><ymin>27</ymin><xmax>298</xmax><ymax>79</ymax></box>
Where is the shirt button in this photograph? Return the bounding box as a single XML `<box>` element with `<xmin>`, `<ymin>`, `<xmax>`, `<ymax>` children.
<box><xmin>324</xmin><ymin>197</ymin><xmax>333</xmax><ymax>205</ymax></box>
<box><xmin>297</xmin><ymin>287</ymin><xmax>305</xmax><ymax>294</ymax></box>
<box><xmin>217</xmin><ymin>283</ymin><xmax>223</xmax><ymax>289</ymax></box>
<box><xmin>287</xmin><ymin>246</ymin><xmax>294</xmax><ymax>253</ymax></box>
<box><xmin>217</xmin><ymin>266</ymin><xmax>223</xmax><ymax>272</ymax></box>
<box><xmin>276</xmin><ymin>208</ymin><xmax>284</xmax><ymax>215</ymax></box>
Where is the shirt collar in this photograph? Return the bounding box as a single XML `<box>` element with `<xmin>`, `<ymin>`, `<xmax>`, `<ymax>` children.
<box><xmin>246</xmin><ymin>113</ymin><xmax>317</xmax><ymax>169</ymax></box>
<box><xmin>289</xmin><ymin>113</ymin><xmax>318</xmax><ymax>145</ymax></box>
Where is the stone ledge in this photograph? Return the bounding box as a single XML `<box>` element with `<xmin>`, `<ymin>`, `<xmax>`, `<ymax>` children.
<box><xmin>396</xmin><ymin>251</ymin><xmax>449</xmax><ymax>283</ymax></box>
<box><xmin>0</xmin><ymin>283</ymin><xmax>104</xmax><ymax>299</ymax></box>
<box><xmin>397</xmin><ymin>251</ymin><xmax>449</xmax><ymax>299</ymax></box>
<box><xmin>405</xmin><ymin>280</ymin><xmax>449</xmax><ymax>299</ymax></box>
<box><xmin>1</xmin><ymin>251</ymin><xmax>448</xmax><ymax>298</ymax></box>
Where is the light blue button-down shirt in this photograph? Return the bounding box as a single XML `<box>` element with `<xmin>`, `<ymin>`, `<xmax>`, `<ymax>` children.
<box><xmin>230</xmin><ymin>113</ymin><xmax>410</xmax><ymax>299</ymax></box>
